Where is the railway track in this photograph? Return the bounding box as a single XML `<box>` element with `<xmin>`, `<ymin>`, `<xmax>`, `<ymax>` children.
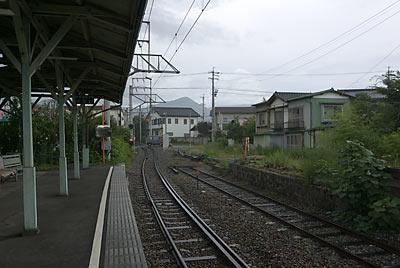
<box><xmin>176</xmin><ymin>166</ymin><xmax>400</xmax><ymax>268</ymax></box>
<box><xmin>141</xmin><ymin>148</ymin><xmax>249</xmax><ymax>267</ymax></box>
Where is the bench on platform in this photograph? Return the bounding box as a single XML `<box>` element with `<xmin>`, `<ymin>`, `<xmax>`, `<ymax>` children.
<box><xmin>0</xmin><ymin>154</ymin><xmax>22</xmax><ymax>182</ymax></box>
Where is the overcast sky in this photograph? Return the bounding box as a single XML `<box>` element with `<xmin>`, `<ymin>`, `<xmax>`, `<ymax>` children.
<box><xmin>123</xmin><ymin>0</ymin><xmax>400</xmax><ymax>107</ymax></box>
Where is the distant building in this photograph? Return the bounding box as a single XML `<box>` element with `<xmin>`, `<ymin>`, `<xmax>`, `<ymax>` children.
<box><xmin>150</xmin><ymin>107</ymin><xmax>200</xmax><ymax>137</ymax></box>
<box><xmin>211</xmin><ymin>106</ymin><xmax>255</xmax><ymax>130</ymax></box>
<box><xmin>253</xmin><ymin>89</ymin><xmax>354</xmax><ymax>149</ymax></box>
<box><xmin>91</xmin><ymin>105</ymin><xmax>124</xmax><ymax>126</ymax></box>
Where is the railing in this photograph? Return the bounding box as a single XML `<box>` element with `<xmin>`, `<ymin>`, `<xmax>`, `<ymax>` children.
<box><xmin>288</xmin><ymin>119</ymin><xmax>304</xmax><ymax>128</ymax></box>
<box><xmin>271</xmin><ymin>121</ymin><xmax>284</xmax><ymax>130</ymax></box>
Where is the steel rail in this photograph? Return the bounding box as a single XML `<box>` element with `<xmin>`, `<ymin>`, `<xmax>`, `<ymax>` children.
<box><xmin>150</xmin><ymin>149</ymin><xmax>250</xmax><ymax>268</ymax></box>
<box><xmin>141</xmin><ymin>150</ymin><xmax>187</xmax><ymax>268</ymax></box>
<box><xmin>176</xmin><ymin>166</ymin><xmax>388</xmax><ymax>268</ymax></box>
<box><xmin>192</xmin><ymin>167</ymin><xmax>400</xmax><ymax>255</ymax></box>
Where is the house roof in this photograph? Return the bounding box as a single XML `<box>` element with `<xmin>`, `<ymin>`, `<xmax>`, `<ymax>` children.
<box><xmin>253</xmin><ymin>89</ymin><xmax>355</xmax><ymax>107</ymax></box>
<box><xmin>153</xmin><ymin>107</ymin><xmax>200</xmax><ymax>117</ymax></box>
<box><xmin>211</xmin><ymin>106</ymin><xmax>255</xmax><ymax>115</ymax></box>
<box><xmin>337</xmin><ymin>89</ymin><xmax>386</xmax><ymax>99</ymax></box>
<box><xmin>286</xmin><ymin>88</ymin><xmax>353</xmax><ymax>101</ymax></box>
<box><xmin>275</xmin><ymin>92</ymin><xmax>310</xmax><ymax>101</ymax></box>
<box><xmin>253</xmin><ymin>91</ymin><xmax>310</xmax><ymax>106</ymax></box>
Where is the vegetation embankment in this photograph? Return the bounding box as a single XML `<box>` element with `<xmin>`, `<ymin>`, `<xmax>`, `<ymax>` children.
<box><xmin>0</xmin><ymin>100</ymin><xmax>134</xmax><ymax>170</ymax></box>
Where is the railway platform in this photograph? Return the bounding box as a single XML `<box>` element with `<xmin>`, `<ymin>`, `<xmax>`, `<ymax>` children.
<box><xmin>0</xmin><ymin>164</ymin><xmax>147</xmax><ymax>268</ymax></box>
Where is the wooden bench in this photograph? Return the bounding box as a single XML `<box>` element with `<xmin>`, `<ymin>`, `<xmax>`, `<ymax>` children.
<box><xmin>0</xmin><ymin>154</ymin><xmax>22</xmax><ymax>182</ymax></box>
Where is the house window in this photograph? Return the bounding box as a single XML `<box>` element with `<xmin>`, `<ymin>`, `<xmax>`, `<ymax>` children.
<box><xmin>168</xmin><ymin>118</ymin><xmax>171</xmax><ymax>124</ymax></box>
<box><xmin>273</xmin><ymin>109</ymin><xmax>284</xmax><ymax>129</ymax></box>
<box><xmin>175</xmin><ymin>118</ymin><xmax>178</xmax><ymax>124</ymax></box>
<box><xmin>190</xmin><ymin>119</ymin><xmax>194</xmax><ymax>124</ymax></box>
<box><xmin>184</xmin><ymin>119</ymin><xmax>187</xmax><ymax>124</ymax></box>
<box><xmin>288</xmin><ymin>107</ymin><xmax>304</xmax><ymax>128</ymax></box>
<box><xmin>322</xmin><ymin>104</ymin><xmax>343</xmax><ymax>121</ymax></box>
<box><xmin>257</xmin><ymin>112</ymin><xmax>266</xmax><ymax>126</ymax></box>
<box><xmin>287</xmin><ymin>134</ymin><xmax>303</xmax><ymax>148</ymax></box>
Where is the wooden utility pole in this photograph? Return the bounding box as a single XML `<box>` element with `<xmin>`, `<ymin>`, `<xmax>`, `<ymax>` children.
<box><xmin>209</xmin><ymin>67</ymin><xmax>219</xmax><ymax>142</ymax></box>
<box><xmin>201</xmin><ymin>94</ymin><xmax>205</xmax><ymax>122</ymax></box>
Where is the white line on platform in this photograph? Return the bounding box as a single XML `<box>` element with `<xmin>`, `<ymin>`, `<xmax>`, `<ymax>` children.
<box><xmin>88</xmin><ymin>166</ymin><xmax>113</xmax><ymax>268</ymax></box>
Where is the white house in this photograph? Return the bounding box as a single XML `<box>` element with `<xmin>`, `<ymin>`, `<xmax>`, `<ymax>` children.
<box><xmin>149</xmin><ymin>107</ymin><xmax>200</xmax><ymax>137</ymax></box>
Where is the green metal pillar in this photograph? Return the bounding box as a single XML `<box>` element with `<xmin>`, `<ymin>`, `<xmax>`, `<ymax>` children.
<box><xmin>73</xmin><ymin>104</ymin><xmax>80</xmax><ymax>179</ymax></box>
<box><xmin>82</xmin><ymin>106</ymin><xmax>89</xmax><ymax>169</ymax></box>
<box><xmin>59</xmin><ymin>90</ymin><xmax>68</xmax><ymax>196</ymax></box>
<box><xmin>21</xmin><ymin>63</ymin><xmax>38</xmax><ymax>231</ymax></box>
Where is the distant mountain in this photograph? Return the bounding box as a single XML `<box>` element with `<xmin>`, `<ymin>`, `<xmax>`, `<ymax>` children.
<box><xmin>156</xmin><ymin>97</ymin><xmax>211</xmax><ymax>121</ymax></box>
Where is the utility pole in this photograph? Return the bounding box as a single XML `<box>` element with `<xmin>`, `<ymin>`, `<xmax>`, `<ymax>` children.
<box><xmin>104</xmin><ymin>100</ymin><xmax>111</xmax><ymax>161</ymax></box>
<box><xmin>129</xmin><ymin>84</ymin><xmax>133</xmax><ymax>139</ymax></box>
<box><xmin>201</xmin><ymin>94</ymin><xmax>205</xmax><ymax>122</ymax></box>
<box><xmin>149</xmin><ymin>78</ymin><xmax>153</xmax><ymax>136</ymax></box>
<box><xmin>209</xmin><ymin>67</ymin><xmax>219</xmax><ymax>142</ymax></box>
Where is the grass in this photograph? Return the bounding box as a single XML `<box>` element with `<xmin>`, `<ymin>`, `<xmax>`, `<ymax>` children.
<box><xmin>181</xmin><ymin>141</ymin><xmax>336</xmax><ymax>183</ymax></box>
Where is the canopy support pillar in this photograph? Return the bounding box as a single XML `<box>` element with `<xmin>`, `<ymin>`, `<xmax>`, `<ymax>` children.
<box><xmin>73</xmin><ymin>102</ymin><xmax>80</xmax><ymax>179</ymax></box>
<box><xmin>57</xmin><ymin>65</ymin><xmax>68</xmax><ymax>196</ymax></box>
<box><xmin>22</xmin><ymin>62</ymin><xmax>38</xmax><ymax>232</ymax></box>
<box><xmin>82</xmin><ymin>105</ymin><xmax>89</xmax><ymax>169</ymax></box>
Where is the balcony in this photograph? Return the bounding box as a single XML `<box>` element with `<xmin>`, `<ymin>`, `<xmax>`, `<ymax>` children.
<box><xmin>271</xmin><ymin>121</ymin><xmax>284</xmax><ymax>130</ymax></box>
<box><xmin>288</xmin><ymin>119</ymin><xmax>304</xmax><ymax>129</ymax></box>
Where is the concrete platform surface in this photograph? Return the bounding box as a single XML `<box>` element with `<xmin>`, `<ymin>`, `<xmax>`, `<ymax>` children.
<box><xmin>103</xmin><ymin>165</ymin><xmax>147</xmax><ymax>268</ymax></box>
<box><xmin>0</xmin><ymin>165</ymin><xmax>110</xmax><ymax>268</ymax></box>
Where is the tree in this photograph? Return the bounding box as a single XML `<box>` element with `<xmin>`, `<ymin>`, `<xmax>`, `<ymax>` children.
<box><xmin>376</xmin><ymin>71</ymin><xmax>400</xmax><ymax>130</ymax></box>
<box><xmin>243</xmin><ymin>116</ymin><xmax>256</xmax><ymax>143</ymax></box>
<box><xmin>226</xmin><ymin>121</ymin><xmax>244</xmax><ymax>142</ymax></box>
<box><xmin>197</xmin><ymin>121</ymin><xmax>211</xmax><ymax>137</ymax></box>
<box><xmin>132</xmin><ymin>115</ymin><xmax>148</xmax><ymax>143</ymax></box>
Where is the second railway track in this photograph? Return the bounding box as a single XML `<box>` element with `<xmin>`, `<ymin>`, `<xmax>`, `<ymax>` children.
<box><xmin>175</xmin><ymin>165</ymin><xmax>400</xmax><ymax>268</ymax></box>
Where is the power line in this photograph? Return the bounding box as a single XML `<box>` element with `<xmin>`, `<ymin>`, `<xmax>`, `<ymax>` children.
<box><xmin>221</xmin><ymin>0</ymin><xmax>400</xmax><ymax>83</ymax></box>
<box><xmin>157</xmin><ymin>72</ymin><xmax>209</xmax><ymax>78</ymax></box>
<box><xmin>347</xmin><ymin>41</ymin><xmax>400</xmax><ymax>87</ymax></box>
<box><xmin>259</xmin><ymin>7</ymin><xmax>400</xmax><ymax>81</ymax></box>
<box><xmin>258</xmin><ymin>0</ymin><xmax>400</xmax><ymax>74</ymax></box>
<box><xmin>163</xmin><ymin>0</ymin><xmax>197</xmax><ymax>57</ymax></box>
<box><xmin>141</xmin><ymin>0</ymin><xmax>155</xmax><ymax>40</ymax></box>
<box><xmin>153</xmin><ymin>0</ymin><xmax>213</xmax><ymax>87</ymax></box>
<box><xmin>218</xmin><ymin>70</ymin><xmax>386</xmax><ymax>78</ymax></box>
<box><xmin>217</xmin><ymin>91</ymin><xmax>267</xmax><ymax>97</ymax></box>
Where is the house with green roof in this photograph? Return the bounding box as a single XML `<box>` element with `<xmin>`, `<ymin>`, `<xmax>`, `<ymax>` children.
<box><xmin>252</xmin><ymin>89</ymin><xmax>353</xmax><ymax>149</ymax></box>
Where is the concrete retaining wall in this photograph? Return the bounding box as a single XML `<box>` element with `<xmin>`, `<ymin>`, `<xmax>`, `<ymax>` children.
<box><xmin>228</xmin><ymin>163</ymin><xmax>338</xmax><ymax>210</ymax></box>
<box><xmin>171</xmin><ymin>137</ymin><xmax>208</xmax><ymax>144</ymax></box>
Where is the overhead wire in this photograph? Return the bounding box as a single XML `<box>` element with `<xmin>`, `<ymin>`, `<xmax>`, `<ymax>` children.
<box><xmin>258</xmin><ymin>0</ymin><xmax>400</xmax><ymax>75</ymax></box>
<box><xmin>153</xmin><ymin>0</ymin><xmax>213</xmax><ymax>88</ymax></box>
<box><xmin>257</xmin><ymin>7</ymin><xmax>400</xmax><ymax>82</ymax></box>
<box><xmin>163</xmin><ymin>0</ymin><xmax>197</xmax><ymax>57</ymax></box>
<box><xmin>220</xmin><ymin>0</ymin><xmax>400</xmax><ymax>83</ymax></box>
<box><xmin>347</xmin><ymin>41</ymin><xmax>400</xmax><ymax>87</ymax></box>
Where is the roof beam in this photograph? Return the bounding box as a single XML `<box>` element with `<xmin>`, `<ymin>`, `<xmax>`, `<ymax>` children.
<box><xmin>30</xmin><ymin>3</ymin><xmax>119</xmax><ymax>18</ymax></box>
<box><xmin>0</xmin><ymin>39</ymin><xmax>21</xmax><ymax>73</ymax></box>
<box><xmin>30</xmin><ymin>15</ymin><xmax>78</xmax><ymax>76</ymax></box>
<box><xmin>36</xmin><ymin>72</ymin><xmax>58</xmax><ymax>100</ymax></box>
<box><xmin>64</xmin><ymin>67</ymin><xmax>91</xmax><ymax>101</ymax></box>
<box><xmin>10</xmin><ymin>0</ymin><xmax>29</xmax><ymax>63</ymax></box>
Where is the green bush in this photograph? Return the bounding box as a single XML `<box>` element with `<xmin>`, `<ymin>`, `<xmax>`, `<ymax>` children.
<box><xmin>316</xmin><ymin>140</ymin><xmax>400</xmax><ymax>233</ymax></box>
<box><xmin>380</xmin><ymin>130</ymin><xmax>400</xmax><ymax>165</ymax></box>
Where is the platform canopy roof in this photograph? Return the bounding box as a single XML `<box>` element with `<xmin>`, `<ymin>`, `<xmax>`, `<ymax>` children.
<box><xmin>0</xmin><ymin>0</ymin><xmax>147</xmax><ymax>103</ymax></box>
